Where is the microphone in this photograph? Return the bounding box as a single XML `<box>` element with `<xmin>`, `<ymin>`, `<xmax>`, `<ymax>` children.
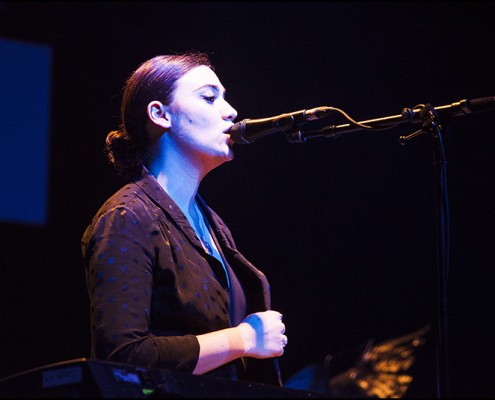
<box><xmin>230</xmin><ymin>106</ymin><xmax>334</xmax><ymax>144</ymax></box>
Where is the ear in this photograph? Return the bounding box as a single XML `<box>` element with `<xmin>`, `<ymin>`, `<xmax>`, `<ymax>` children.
<box><xmin>147</xmin><ymin>101</ymin><xmax>171</xmax><ymax>129</ymax></box>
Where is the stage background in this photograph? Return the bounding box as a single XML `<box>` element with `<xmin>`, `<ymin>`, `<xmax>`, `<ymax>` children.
<box><xmin>1</xmin><ymin>2</ymin><xmax>494</xmax><ymax>397</ymax></box>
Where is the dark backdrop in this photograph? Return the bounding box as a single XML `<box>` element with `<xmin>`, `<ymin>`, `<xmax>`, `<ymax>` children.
<box><xmin>1</xmin><ymin>2</ymin><xmax>494</xmax><ymax>398</ymax></box>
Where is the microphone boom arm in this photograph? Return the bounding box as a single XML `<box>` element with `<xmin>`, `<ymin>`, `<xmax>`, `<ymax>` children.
<box><xmin>288</xmin><ymin>97</ymin><xmax>495</xmax><ymax>143</ymax></box>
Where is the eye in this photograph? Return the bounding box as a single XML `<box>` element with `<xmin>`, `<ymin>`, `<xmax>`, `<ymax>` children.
<box><xmin>202</xmin><ymin>95</ymin><xmax>216</xmax><ymax>104</ymax></box>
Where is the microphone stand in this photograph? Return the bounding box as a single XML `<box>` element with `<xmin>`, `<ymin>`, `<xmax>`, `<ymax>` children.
<box><xmin>406</xmin><ymin>105</ymin><xmax>450</xmax><ymax>399</ymax></box>
<box><xmin>290</xmin><ymin>102</ymin><xmax>459</xmax><ymax>398</ymax></box>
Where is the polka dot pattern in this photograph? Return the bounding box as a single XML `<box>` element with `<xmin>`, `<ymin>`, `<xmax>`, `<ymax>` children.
<box><xmin>81</xmin><ymin>168</ymin><xmax>271</xmax><ymax>375</ymax></box>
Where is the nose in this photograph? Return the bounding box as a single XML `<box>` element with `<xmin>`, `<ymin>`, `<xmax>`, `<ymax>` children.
<box><xmin>223</xmin><ymin>100</ymin><xmax>238</xmax><ymax>122</ymax></box>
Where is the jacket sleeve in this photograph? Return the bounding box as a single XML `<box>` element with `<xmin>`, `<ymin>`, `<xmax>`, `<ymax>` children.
<box><xmin>82</xmin><ymin>204</ymin><xmax>200</xmax><ymax>372</ymax></box>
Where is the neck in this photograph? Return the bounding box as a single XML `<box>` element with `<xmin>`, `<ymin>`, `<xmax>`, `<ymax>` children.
<box><xmin>147</xmin><ymin>138</ymin><xmax>204</xmax><ymax>217</ymax></box>
<box><xmin>154</xmin><ymin>168</ymin><xmax>199</xmax><ymax>216</ymax></box>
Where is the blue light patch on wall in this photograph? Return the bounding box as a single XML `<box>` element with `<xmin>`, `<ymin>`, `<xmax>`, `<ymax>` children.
<box><xmin>0</xmin><ymin>38</ymin><xmax>52</xmax><ymax>225</ymax></box>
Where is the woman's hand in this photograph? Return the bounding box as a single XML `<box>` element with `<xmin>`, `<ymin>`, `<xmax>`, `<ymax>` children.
<box><xmin>238</xmin><ymin>310</ymin><xmax>287</xmax><ymax>358</ymax></box>
<box><xmin>194</xmin><ymin>309</ymin><xmax>287</xmax><ymax>374</ymax></box>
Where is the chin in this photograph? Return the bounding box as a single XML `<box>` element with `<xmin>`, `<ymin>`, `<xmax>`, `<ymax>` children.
<box><xmin>210</xmin><ymin>150</ymin><xmax>233</xmax><ymax>169</ymax></box>
<box><xmin>222</xmin><ymin>146</ymin><xmax>234</xmax><ymax>161</ymax></box>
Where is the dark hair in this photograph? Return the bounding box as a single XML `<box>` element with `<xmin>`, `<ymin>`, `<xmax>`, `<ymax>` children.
<box><xmin>105</xmin><ymin>52</ymin><xmax>213</xmax><ymax>180</ymax></box>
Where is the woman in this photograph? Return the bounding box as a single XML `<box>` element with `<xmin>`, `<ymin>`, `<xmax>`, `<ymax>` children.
<box><xmin>81</xmin><ymin>52</ymin><xmax>287</xmax><ymax>386</ymax></box>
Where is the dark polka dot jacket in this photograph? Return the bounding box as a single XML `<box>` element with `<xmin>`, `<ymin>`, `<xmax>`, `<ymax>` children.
<box><xmin>81</xmin><ymin>167</ymin><xmax>280</xmax><ymax>384</ymax></box>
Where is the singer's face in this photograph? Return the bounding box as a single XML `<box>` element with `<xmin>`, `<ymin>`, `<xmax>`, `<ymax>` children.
<box><xmin>168</xmin><ymin>65</ymin><xmax>238</xmax><ymax>171</ymax></box>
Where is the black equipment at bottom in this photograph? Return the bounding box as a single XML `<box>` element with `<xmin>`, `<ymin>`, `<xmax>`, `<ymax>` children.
<box><xmin>0</xmin><ymin>358</ymin><xmax>325</xmax><ymax>398</ymax></box>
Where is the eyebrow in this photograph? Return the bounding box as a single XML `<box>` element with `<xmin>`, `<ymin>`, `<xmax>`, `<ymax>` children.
<box><xmin>197</xmin><ymin>84</ymin><xmax>227</xmax><ymax>95</ymax></box>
